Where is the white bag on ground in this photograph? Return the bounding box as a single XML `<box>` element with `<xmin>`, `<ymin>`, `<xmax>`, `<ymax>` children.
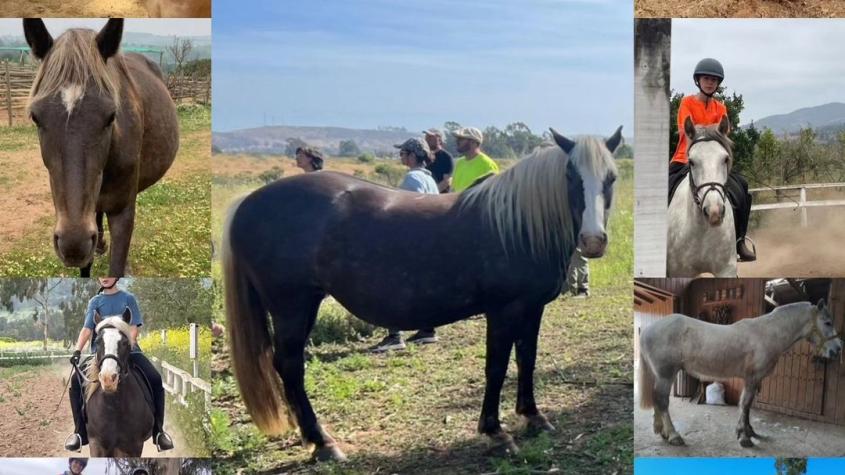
<box><xmin>706</xmin><ymin>382</ymin><xmax>726</xmax><ymax>405</ymax></box>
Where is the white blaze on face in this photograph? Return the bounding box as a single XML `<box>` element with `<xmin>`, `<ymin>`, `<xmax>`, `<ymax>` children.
<box><xmin>580</xmin><ymin>169</ymin><xmax>605</xmax><ymax>240</ymax></box>
<box><xmin>60</xmin><ymin>84</ymin><xmax>84</xmax><ymax>115</ymax></box>
<box><xmin>99</xmin><ymin>327</ymin><xmax>122</xmax><ymax>388</ymax></box>
<box><xmin>689</xmin><ymin>141</ymin><xmax>729</xmax><ymax>215</ymax></box>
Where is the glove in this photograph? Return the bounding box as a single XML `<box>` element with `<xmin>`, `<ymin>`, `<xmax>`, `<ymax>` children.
<box><xmin>70</xmin><ymin>350</ymin><xmax>81</xmax><ymax>366</ymax></box>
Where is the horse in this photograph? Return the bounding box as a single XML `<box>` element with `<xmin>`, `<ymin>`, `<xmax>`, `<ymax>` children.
<box><xmin>145</xmin><ymin>0</ymin><xmax>211</xmax><ymax>17</ymax></box>
<box><xmin>83</xmin><ymin>309</ymin><xmax>154</xmax><ymax>456</ymax></box>
<box><xmin>222</xmin><ymin>126</ymin><xmax>623</xmax><ymax>461</ymax></box>
<box><xmin>638</xmin><ymin>299</ymin><xmax>842</xmax><ymax>448</ymax></box>
<box><xmin>24</xmin><ymin>19</ymin><xmax>179</xmax><ymax>277</ymax></box>
<box><xmin>667</xmin><ymin>115</ymin><xmax>736</xmax><ymax>277</ymax></box>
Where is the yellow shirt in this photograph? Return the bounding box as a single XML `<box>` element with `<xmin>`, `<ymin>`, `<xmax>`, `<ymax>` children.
<box><xmin>452</xmin><ymin>152</ymin><xmax>499</xmax><ymax>192</ymax></box>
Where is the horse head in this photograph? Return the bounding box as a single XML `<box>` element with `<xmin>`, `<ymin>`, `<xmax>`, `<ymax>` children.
<box><xmin>550</xmin><ymin>126</ymin><xmax>621</xmax><ymax>258</ymax></box>
<box><xmin>93</xmin><ymin>308</ymin><xmax>133</xmax><ymax>394</ymax></box>
<box><xmin>809</xmin><ymin>299</ymin><xmax>843</xmax><ymax>360</ymax></box>
<box><xmin>24</xmin><ymin>19</ymin><xmax>124</xmax><ymax>268</ymax></box>
<box><xmin>684</xmin><ymin>115</ymin><xmax>733</xmax><ymax>227</ymax></box>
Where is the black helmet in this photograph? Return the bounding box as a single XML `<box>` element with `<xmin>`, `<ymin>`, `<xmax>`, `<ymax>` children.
<box><xmin>693</xmin><ymin>58</ymin><xmax>724</xmax><ymax>82</ymax></box>
<box><xmin>69</xmin><ymin>457</ymin><xmax>89</xmax><ymax>469</ymax></box>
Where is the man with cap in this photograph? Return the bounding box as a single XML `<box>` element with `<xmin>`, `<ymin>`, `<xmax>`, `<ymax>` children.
<box><xmin>451</xmin><ymin>127</ymin><xmax>499</xmax><ymax>192</ymax></box>
<box><xmin>369</xmin><ymin>138</ymin><xmax>440</xmax><ymax>352</ymax></box>
<box><xmin>423</xmin><ymin>128</ymin><xmax>454</xmax><ymax>193</ymax></box>
<box><xmin>295</xmin><ymin>146</ymin><xmax>324</xmax><ymax>172</ymax></box>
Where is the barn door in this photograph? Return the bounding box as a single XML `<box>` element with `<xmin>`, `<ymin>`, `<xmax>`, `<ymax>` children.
<box><xmin>757</xmin><ymin>340</ymin><xmax>826</xmax><ymax>415</ymax></box>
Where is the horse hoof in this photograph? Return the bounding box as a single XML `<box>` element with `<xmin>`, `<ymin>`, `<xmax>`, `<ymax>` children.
<box><xmin>525</xmin><ymin>415</ymin><xmax>556</xmax><ymax>434</ymax></box>
<box><xmin>312</xmin><ymin>444</ymin><xmax>347</xmax><ymax>462</ymax></box>
<box><xmin>740</xmin><ymin>438</ymin><xmax>754</xmax><ymax>448</ymax></box>
<box><xmin>668</xmin><ymin>434</ymin><xmax>685</xmax><ymax>446</ymax></box>
<box><xmin>486</xmin><ymin>433</ymin><xmax>520</xmax><ymax>456</ymax></box>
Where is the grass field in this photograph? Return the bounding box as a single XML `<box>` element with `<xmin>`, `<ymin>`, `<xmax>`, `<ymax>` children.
<box><xmin>0</xmin><ymin>104</ymin><xmax>211</xmax><ymax>277</ymax></box>
<box><xmin>209</xmin><ymin>156</ymin><xmax>633</xmax><ymax>474</ymax></box>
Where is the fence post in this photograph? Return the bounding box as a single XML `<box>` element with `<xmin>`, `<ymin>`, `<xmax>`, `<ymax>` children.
<box><xmin>190</xmin><ymin>323</ymin><xmax>199</xmax><ymax>378</ymax></box>
<box><xmin>5</xmin><ymin>61</ymin><xmax>12</xmax><ymax>126</ymax></box>
<box><xmin>800</xmin><ymin>187</ymin><xmax>807</xmax><ymax>227</ymax></box>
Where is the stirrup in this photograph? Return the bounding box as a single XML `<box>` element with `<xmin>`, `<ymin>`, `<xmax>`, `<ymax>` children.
<box><xmin>155</xmin><ymin>431</ymin><xmax>175</xmax><ymax>452</ymax></box>
<box><xmin>736</xmin><ymin>236</ymin><xmax>757</xmax><ymax>261</ymax></box>
<box><xmin>64</xmin><ymin>433</ymin><xmax>82</xmax><ymax>452</ymax></box>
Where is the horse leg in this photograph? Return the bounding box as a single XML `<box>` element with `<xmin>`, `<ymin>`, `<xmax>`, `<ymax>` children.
<box><xmin>478</xmin><ymin>306</ymin><xmax>519</xmax><ymax>455</ymax></box>
<box><xmin>79</xmin><ymin>262</ymin><xmax>92</xmax><ymax>278</ymax></box>
<box><xmin>87</xmin><ymin>439</ymin><xmax>105</xmax><ymax>457</ymax></box>
<box><xmin>268</xmin><ymin>293</ymin><xmax>345</xmax><ymax>462</ymax></box>
<box><xmin>95</xmin><ymin>211</ymin><xmax>108</xmax><ymax>255</ymax></box>
<box><xmin>514</xmin><ymin>305</ymin><xmax>554</xmax><ymax>434</ymax></box>
<box><xmin>106</xmin><ymin>204</ymin><xmax>136</xmax><ymax>276</ymax></box>
<box><xmin>736</xmin><ymin>380</ymin><xmax>759</xmax><ymax>447</ymax></box>
<box><xmin>654</xmin><ymin>375</ymin><xmax>684</xmax><ymax>446</ymax></box>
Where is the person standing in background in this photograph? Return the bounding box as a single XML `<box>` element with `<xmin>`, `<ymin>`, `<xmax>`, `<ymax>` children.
<box><xmin>423</xmin><ymin>128</ymin><xmax>454</xmax><ymax>193</ymax></box>
<box><xmin>451</xmin><ymin>127</ymin><xmax>499</xmax><ymax>192</ymax></box>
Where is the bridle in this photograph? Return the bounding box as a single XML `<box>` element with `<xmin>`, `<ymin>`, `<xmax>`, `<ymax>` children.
<box><xmin>809</xmin><ymin>311</ymin><xmax>842</xmax><ymax>359</ymax></box>
<box><xmin>687</xmin><ymin>136</ymin><xmax>728</xmax><ymax>212</ymax></box>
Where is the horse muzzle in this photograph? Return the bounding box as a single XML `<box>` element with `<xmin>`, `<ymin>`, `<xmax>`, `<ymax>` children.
<box><xmin>99</xmin><ymin>371</ymin><xmax>120</xmax><ymax>393</ymax></box>
<box><xmin>703</xmin><ymin>203</ymin><xmax>725</xmax><ymax>227</ymax></box>
<box><xmin>579</xmin><ymin>232</ymin><xmax>607</xmax><ymax>258</ymax></box>
<box><xmin>53</xmin><ymin>227</ymin><xmax>97</xmax><ymax>267</ymax></box>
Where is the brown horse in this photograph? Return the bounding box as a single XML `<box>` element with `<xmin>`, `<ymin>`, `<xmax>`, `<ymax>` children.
<box><xmin>84</xmin><ymin>310</ymin><xmax>154</xmax><ymax>456</ymax></box>
<box><xmin>24</xmin><ymin>19</ymin><xmax>179</xmax><ymax>277</ymax></box>
<box><xmin>223</xmin><ymin>127</ymin><xmax>622</xmax><ymax>461</ymax></box>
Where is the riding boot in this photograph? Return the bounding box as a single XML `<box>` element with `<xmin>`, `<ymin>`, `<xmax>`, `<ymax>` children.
<box><xmin>153</xmin><ymin>382</ymin><xmax>174</xmax><ymax>451</ymax></box>
<box><xmin>66</xmin><ymin>376</ymin><xmax>88</xmax><ymax>451</ymax></box>
<box><xmin>737</xmin><ymin>238</ymin><xmax>757</xmax><ymax>262</ymax></box>
<box><xmin>734</xmin><ymin>191</ymin><xmax>756</xmax><ymax>262</ymax></box>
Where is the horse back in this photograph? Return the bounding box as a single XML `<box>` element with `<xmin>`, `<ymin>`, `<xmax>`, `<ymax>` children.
<box><xmin>123</xmin><ymin>53</ymin><xmax>179</xmax><ymax>193</ymax></box>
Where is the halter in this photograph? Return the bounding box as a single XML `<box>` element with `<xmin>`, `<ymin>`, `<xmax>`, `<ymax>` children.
<box><xmin>687</xmin><ymin>136</ymin><xmax>728</xmax><ymax>212</ymax></box>
<box><xmin>809</xmin><ymin>311</ymin><xmax>842</xmax><ymax>359</ymax></box>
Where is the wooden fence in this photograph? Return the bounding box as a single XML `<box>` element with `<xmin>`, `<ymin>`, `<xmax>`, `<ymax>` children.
<box><xmin>750</xmin><ymin>183</ymin><xmax>845</xmax><ymax>227</ymax></box>
<box><xmin>0</xmin><ymin>61</ymin><xmax>210</xmax><ymax>126</ymax></box>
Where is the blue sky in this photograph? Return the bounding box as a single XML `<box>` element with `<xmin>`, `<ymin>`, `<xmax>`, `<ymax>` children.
<box><xmin>0</xmin><ymin>18</ymin><xmax>210</xmax><ymax>36</ymax></box>
<box><xmin>635</xmin><ymin>458</ymin><xmax>845</xmax><ymax>474</ymax></box>
<box><xmin>212</xmin><ymin>0</ymin><xmax>633</xmax><ymax>135</ymax></box>
<box><xmin>672</xmin><ymin>19</ymin><xmax>845</xmax><ymax>124</ymax></box>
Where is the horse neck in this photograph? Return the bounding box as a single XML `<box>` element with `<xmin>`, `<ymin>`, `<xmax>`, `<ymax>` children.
<box><xmin>755</xmin><ymin>306</ymin><xmax>814</xmax><ymax>351</ymax></box>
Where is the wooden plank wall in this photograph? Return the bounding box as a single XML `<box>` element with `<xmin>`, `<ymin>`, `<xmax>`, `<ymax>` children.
<box><xmin>755</xmin><ymin>280</ymin><xmax>845</xmax><ymax>425</ymax></box>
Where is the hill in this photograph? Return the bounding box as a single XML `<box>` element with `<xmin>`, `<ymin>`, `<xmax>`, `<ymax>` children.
<box><xmin>212</xmin><ymin>126</ymin><xmax>417</xmax><ymax>155</ymax></box>
<box><xmin>752</xmin><ymin>102</ymin><xmax>845</xmax><ymax>136</ymax></box>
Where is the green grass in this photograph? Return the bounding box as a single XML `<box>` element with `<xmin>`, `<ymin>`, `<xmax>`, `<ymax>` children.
<box><xmin>591</xmin><ymin>159</ymin><xmax>633</xmax><ymax>288</ymax></box>
<box><xmin>0</xmin><ymin>124</ymin><xmax>37</xmax><ymax>152</ymax></box>
<box><xmin>0</xmin><ymin>107</ymin><xmax>211</xmax><ymax>277</ymax></box>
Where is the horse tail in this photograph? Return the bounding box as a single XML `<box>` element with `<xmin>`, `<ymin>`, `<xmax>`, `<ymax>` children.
<box><xmin>638</xmin><ymin>349</ymin><xmax>655</xmax><ymax>409</ymax></box>
<box><xmin>222</xmin><ymin>196</ymin><xmax>294</xmax><ymax>435</ymax></box>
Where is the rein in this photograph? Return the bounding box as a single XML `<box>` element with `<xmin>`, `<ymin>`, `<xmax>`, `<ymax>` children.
<box><xmin>687</xmin><ymin>136</ymin><xmax>728</xmax><ymax>212</ymax></box>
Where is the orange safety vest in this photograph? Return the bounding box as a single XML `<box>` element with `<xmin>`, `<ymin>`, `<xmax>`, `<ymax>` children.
<box><xmin>671</xmin><ymin>95</ymin><xmax>728</xmax><ymax>164</ymax></box>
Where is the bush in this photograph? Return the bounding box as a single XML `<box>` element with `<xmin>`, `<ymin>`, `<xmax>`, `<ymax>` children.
<box><xmin>371</xmin><ymin>163</ymin><xmax>405</xmax><ymax>187</ymax></box>
<box><xmin>257</xmin><ymin>167</ymin><xmax>284</xmax><ymax>184</ymax></box>
<box><xmin>357</xmin><ymin>153</ymin><xmax>375</xmax><ymax>163</ymax></box>
<box><xmin>309</xmin><ymin>299</ymin><xmax>376</xmax><ymax>347</ymax></box>
<box><xmin>139</xmin><ymin>326</ymin><xmax>212</xmax><ymax>379</ymax></box>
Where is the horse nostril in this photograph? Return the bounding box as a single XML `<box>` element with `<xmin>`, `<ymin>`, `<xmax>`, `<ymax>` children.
<box><xmin>600</xmin><ymin>232</ymin><xmax>608</xmax><ymax>244</ymax></box>
<box><xmin>110</xmin><ymin>373</ymin><xmax>118</xmax><ymax>384</ymax></box>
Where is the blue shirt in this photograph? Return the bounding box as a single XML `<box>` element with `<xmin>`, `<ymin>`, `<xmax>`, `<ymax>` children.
<box><xmin>83</xmin><ymin>290</ymin><xmax>143</xmax><ymax>353</ymax></box>
<box><xmin>400</xmin><ymin>168</ymin><xmax>439</xmax><ymax>195</ymax></box>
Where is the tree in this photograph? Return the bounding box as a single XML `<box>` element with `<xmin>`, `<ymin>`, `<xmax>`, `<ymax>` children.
<box><xmin>504</xmin><ymin>122</ymin><xmax>543</xmax><ymax>157</ymax></box>
<box><xmin>775</xmin><ymin>458</ymin><xmax>807</xmax><ymax>475</ymax></box>
<box><xmin>442</xmin><ymin>121</ymin><xmax>462</xmax><ymax>156</ymax></box>
<box><xmin>167</xmin><ymin>37</ymin><xmax>194</xmax><ymax>74</ymax></box>
<box><xmin>126</xmin><ymin>279</ymin><xmax>213</xmax><ymax>330</ymax></box>
<box><xmin>338</xmin><ymin>139</ymin><xmax>361</xmax><ymax>157</ymax></box>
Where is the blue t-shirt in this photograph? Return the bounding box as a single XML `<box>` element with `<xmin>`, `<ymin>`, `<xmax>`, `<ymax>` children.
<box><xmin>83</xmin><ymin>290</ymin><xmax>143</xmax><ymax>353</ymax></box>
<box><xmin>400</xmin><ymin>168</ymin><xmax>439</xmax><ymax>195</ymax></box>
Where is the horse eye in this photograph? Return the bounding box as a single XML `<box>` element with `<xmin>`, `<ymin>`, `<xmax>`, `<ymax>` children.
<box><xmin>105</xmin><ymin>112</ymin><xmax>116</xmax><ymax>128</ymax></box>
<box><xmin>31</xmin><ymin>113</ymin><xmax>41</xmax><ymax>127</ymax></box>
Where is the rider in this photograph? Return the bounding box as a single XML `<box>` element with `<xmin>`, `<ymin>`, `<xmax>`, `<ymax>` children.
<box><xmin>669</xmin><ymin>58</ymin><xmax>756</xmax><ymax>261</ymax></box>
<box><xmin>62</xmin><ymin>458</ymin><xmax>88</xmax><ymax>475</ymax></box>
<box><xmin>65</xmin><ymin>277</ymin><xmax>174</xmax><ymax>452</ymax></box>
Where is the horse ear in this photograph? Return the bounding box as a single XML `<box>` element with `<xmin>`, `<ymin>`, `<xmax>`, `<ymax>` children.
<box><xmin>605</xmin><ymin>125</ymin><xmax>623</xmax><ymax>153</ymax></box>
<box><xmin>683</xmin><ymin>116</ymin><xmax>696</xmax><ymax>139</ymax></box>
<box><xmin>718</xmin><ymin>115</ymin><xmax>731</xmax><ymax>135</ymax></box>
<box><xmin>23</xmin><ymin>19</ymin><xmax>53</xmax><ymax>60</ymax></box>
<box><xmin>94</xmin><ymin>311</ymin><xmax>102</xmax><ymax>324</ymax></box>
<box><xmin>817</xmin><ymin>298</ymin><xmax>826</xmax><ymax>310</ymax></box>
<box><xmin>122</xmin><ymin>307</ymin><xmax>132</xmax><ymax>324</ymax></box>
<box><xmin>549</xmin><ymin>128</ymin><xmax>576</xmax><ymax>155</ymax></box>
<box><xmin>95</xmin><ymin>19</ymin><xmax>124</xmax><ymax>60</ymax></box>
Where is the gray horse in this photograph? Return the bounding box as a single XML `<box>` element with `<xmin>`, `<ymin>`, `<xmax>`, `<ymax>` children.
<box><xmin>667</xmin><ymin>116</ymin><xmax>736</xmax><ymax>277</ymax></box>
<box><xmin>639</xmin><ymin>300</ymin><xmax>842</xmax><ymax>448</ymax></box>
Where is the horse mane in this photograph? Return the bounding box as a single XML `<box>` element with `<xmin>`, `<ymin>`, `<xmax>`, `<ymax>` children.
<box><xmin>457</xmin><ymin>136</ymin><xmax>616</xmax><ymax>262</ymax></box>
<box><xmin>84</xmin><ymin>316</ymin><xmax>133</xmax><ymax>400</ymax></box>
<box><xmin>688</xmin><ymin>124</ymin><xmax>734</xmax><ymax>165</ymax></box>
<box><xmin>28</xmin><ymin>29</ymin><xmax>128</xmax><ymax>112</ymax></box>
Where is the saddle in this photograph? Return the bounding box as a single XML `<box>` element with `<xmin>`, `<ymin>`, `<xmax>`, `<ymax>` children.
<box><xmin>77</xmin><ymin>355</ymin><xmax>155</xmax><ymax>419</ymax></box>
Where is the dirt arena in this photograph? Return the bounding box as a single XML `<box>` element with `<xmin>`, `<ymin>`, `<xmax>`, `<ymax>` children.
<box><xmin>1</xmin><ymin>0</ymin><xmax>147</xmax><ymax>17</ymax></box>
<box><xmin>636</xmin><ymin>0</ymin><xmax>845</xmax><ymax>18</ymax></box>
